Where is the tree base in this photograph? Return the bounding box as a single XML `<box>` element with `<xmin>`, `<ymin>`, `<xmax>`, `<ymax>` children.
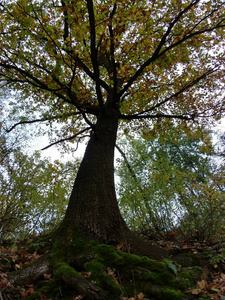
<box><xmin>3</xmin><ymin>227</ymin><xmax>204</xmax><ymax>300</ymax></box>
<box><xmin>52</xmin><ymin>220</ymin><xmax>169</xmax><ymax>260</ymax></box>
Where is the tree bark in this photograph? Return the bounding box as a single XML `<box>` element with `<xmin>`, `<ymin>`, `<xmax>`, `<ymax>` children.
<box><xmin>61</xmin><ymin>105</ymin><xmax>168</xmax><ymax>260</ymax></box>
<box><xmin>7</xmin><ymin>255</ymin><xmax>51</xmax><ymax>286</ymax></box>
<box><xmin>64</xmin><ymin>105</ymin><xmax>130</xmax><ymax>243</ymax></box>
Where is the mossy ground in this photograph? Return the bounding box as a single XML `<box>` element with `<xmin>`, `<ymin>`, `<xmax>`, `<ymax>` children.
<box><xmin>24</xmin><ymin>227</ymin><xmax>203</xmax><ymax>300</ymax></box>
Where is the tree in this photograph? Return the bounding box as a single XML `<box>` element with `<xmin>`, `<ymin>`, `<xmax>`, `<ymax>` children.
<box><xmin>0</xmin><ymin>124</ymin><xmax>77</xmax><ymax>240</ymax></box>
<box><xmin>116</xmin><ymin>128</ymin><xmax>225</xmax><ymax>241</ymax></box>
<box><xmin>0</xmin><ymin>0</ymin><xmax>224</xmax><ymax>250</ymax></box>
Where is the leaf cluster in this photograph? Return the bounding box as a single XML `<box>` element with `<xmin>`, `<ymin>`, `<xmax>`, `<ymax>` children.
<box><xmin>0</xmin><ymin>0</ymin><xmax>224</xmax><ymax>141</ymax></box>
<box><xmin>116</xmin><ymin>126</ymin><xmax>225</xmax><ymax>241</ymax></box>
<box><xmin>0</xmin><ymin>126</ymin><xmax>79</xmax><ymax>240</ymax></box>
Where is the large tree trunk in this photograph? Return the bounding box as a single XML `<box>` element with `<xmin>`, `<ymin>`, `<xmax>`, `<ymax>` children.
<box><xmin>61</xmin><ymin>106</ymin><xmax>168</xmax><ymax>260</ymax></box>
<box><xmin>64</xmin><ymin>106</ymin><xmax>130</xmax><ymax>243</ymax></box>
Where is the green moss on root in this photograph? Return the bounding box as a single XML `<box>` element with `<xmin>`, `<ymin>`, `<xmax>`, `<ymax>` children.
<box><xmin>176</xmin><ymin>266</ymin><xmax>202</xmax><ymax>290</ymax></box>
<box><xmin>159</xmin><ymin>288</ymin><xmax>183</xmax><ymax>300</ymax></box>
<box><xmin>54</xmin><ymin>261</ymin><xmax>83</xmax><ymax>279</ymax></box>
<box><xmin>28</xmin><ymin>231</ymin><xmax>203</xmax><ymax>300</ymax></box>
<box><xmin>86</xmin><ymin>259</ymin><xmax>123</xmax><ymax>299</ymax></box>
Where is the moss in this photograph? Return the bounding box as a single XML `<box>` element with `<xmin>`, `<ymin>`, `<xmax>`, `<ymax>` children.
<box><xmin>86</xmin><ymin>259</ymin><xmax>106</xmax><ymax>276</ymax></box>
<box><xmin>89</xmin><ymin>244</ymin><xmax>185</xmax><ymax>299</ymax></box>
<box><xmin>94</xmin><ymin>244</ymin><xmax>123</xmax><ymax>264</ymax></box>
<box><xmin>54</xmin><ymin>261</ymin><xmax>83</xmax><ymax>279</ymax></box>
<box><xmin>36</xmin><ymin>236</ymin><xmax>203</xmax><ymax>299</ymax></box>
<box><xmin>52</xmin><ymin>222</ymin><xmax>87</xmax><ymax>253</ymax></box>
<box><xmin>91</xmin><ymin>243</ymin><xmax>198</xmax><ymax>298</ymax></box>
<box><xmin>86</xmin><ymin>259</ymin><xmax>123</xmax><ymax>300</ymax></box>
<box><xmin>141</xmin><ymin>270</ymin><xmax>170</xmax><ymax>285</ymax></box>
<box><xmin>27</xmin><ymin>278</ymin><xmax>66</xmax><ymax>300</ymax></box>
<box><xmin>176</xmin><ymin>266</ymin><xmax>202</xmax><ymax>290</ymax></box>
<box><xmin>95</xmin><ymin>243</ymin><xmax>168</xmax><ymax>273</ymax></box>
<box><xmin>159</xmin><ymin>288</ymin><xmax>183</xmax><ymax>300</ymax></box>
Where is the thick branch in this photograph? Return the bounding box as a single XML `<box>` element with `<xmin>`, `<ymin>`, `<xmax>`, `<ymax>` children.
<box><xmin>120</xmin><ymin>113</ymin><xmax>194</xmax><ymax>121</ymax></box>
<box><xmin>0</xmin><ymin>59</ymin><xmax>95</xmax><ymax>114</ymax></box>
<box><xmin>61</xmin><ymin>0</ymin><xmax>69</xmax><ymax>41</ymax></box>
<box><xmin>86</xmin><ymin>0</ymin><xmax>104</xmax><ymax>106</ymax></box>
<box><xmin>0</xmin><ymin>60</ymin><xmax>62</xmax><ymax>92</ymax></box>
<box><xmin>7</xmin><ymin>118</ymin><xmax>50</xmax><ymax>133</ymax></box>
<box><xmin>158</xmin><ymin>21</ymin><xmax>225</xmax><ymax>62</ymax></box>
<box><xmin>76</xmin><ymin>57</ymin><xmax>109</xmax><ymax>91</ymax></box>
<box><xmin>108</xmin><ymin>4</ymin><xmax>118</xmax><ymax>97</ymax></box>
<box><xmin>131</xmin><ymin>68</ymin><xmax>217</xmax><ymax>117</ymax></box>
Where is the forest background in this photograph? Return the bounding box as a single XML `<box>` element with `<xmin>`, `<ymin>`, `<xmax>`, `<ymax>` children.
<box><xmin>1</xmin><ymin>91</ymin><xmax>225</xmax><ymax>243</ymax></box>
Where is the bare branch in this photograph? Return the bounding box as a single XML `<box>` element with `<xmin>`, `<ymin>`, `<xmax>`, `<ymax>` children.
<box><xmin>120</xmin><ymin>113</ymin><xmax>194</xmax><ymax>121</ymax></box>
<box><xmin>41</xmin><ymin>127</ymin><xmax>91</xmax><ymax>150</ymax></box>
<box><xmin>115</xmin><ymin>144</ymin><xmax>137</xmax><ymax>181</ymax></box>
<box><xmin>6</xmin><ymin>113</ymin><xmax>80</xmax><ymax>133</ymax></box>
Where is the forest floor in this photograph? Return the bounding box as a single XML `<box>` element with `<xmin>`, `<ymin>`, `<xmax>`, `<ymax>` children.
<box><xmin>1</xmin><ymin>230</ymin><xmax>225</xmax><ymax>300</ymax></box>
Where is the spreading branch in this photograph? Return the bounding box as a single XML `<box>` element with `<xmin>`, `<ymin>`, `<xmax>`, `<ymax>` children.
<box><xmin>118</xmin><ymin>0</ymin><xmax>225</xmax><ymax>98</ymax></box>
<box><xmin>120</xmin><ymin>113</ymin><xmax>194</xmax><ymax>121</ymax></box>
<box><xmin>41</xmin><ymin>127</ymin><xmax>91</xmax><ymax>150</ymax></box>
<box><xmin>6</xmin><ymin>113</ymin><xmax>80</xmax><ymax>133</ymax></box>
<box><xmin>124</xmin><ymin>68</ymin><xmax>217</xmax><ymax>120</ymax></box>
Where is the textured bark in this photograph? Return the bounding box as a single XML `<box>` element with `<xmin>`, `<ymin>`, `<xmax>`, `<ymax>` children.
<box><xmin>61</xmin><ymin>274</ymin><xmax>107</xmax><ymax>300</ymax></box>
<box><xmin>7</xmin><ymin>255</ymin><xmax>51</xmax><ymax>286</ymax></box>
<box><xmin>64</xmin><ymin>106</ymin><xmax>130</xmax><ymax>243</ymax></box>
<box><xmin>61</xmin><ymin>105</ymin><xmax>168</xmax><ymax>260</ymax></box>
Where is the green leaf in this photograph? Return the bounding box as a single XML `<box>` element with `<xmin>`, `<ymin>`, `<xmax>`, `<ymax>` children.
<box><xmin>164</xmin><ymin>260</ymin><xmax>177</xmax><ymax>276</ymax></box>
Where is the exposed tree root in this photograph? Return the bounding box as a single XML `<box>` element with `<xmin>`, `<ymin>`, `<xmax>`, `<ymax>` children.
<box><xmin>6</xmin><ymin>253</ymin><xmax>107</xmax><ymax>300</ymax></box>
<box><xmin>4</xmin><ymin>229</ymin><xmax>204</xmax><ymax>300</ymax></box>
<box><xmin>60</xmin><ymin>274</ymin><xmax>107</xmax><ymax>299</ymax></box>
<box><xmin>7</xmin><ymin>255</ymin><xmax>51</xmax><ymax>286</ymax></box>
<box><xmin>122</xmin><ymin>230</ymin><xmax>168</xmax><ymax>260</ymax></box>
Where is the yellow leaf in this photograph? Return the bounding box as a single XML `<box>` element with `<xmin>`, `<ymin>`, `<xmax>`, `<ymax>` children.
<box><xmin>137</xmin><ymin>292</ymin><xmax>145</xmax><ymax>299</ymax></box>
<box><xmin>197</xmin><ymin>280</ymin><xmax>206</xmax><ymax>289</ymax></box>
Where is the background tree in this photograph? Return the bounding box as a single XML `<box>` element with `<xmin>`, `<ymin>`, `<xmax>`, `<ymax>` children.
<box><xmin>0</xmin><ymin>124</ymin><xmax>78</xmax><ymax>240</ymax></box>
<box><xmin>0</xmin><ymin>0</ymin><xmax>224</xmax><ymax>249</ymax></box>
<box><xmin>116</xmin><ymin>127</ymin><xmax>225</xmax><ymax>241</ymax></box>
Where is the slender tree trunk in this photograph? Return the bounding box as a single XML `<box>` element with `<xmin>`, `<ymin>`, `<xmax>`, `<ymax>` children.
<box><xmin>64</xmin><ymin>106</ymin><xmax>129</xmax><ymax>243</ymax></box>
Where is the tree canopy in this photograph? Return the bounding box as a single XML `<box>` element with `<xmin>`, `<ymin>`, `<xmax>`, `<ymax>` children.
<box><xmin>0</xmin><ymin>0</ymin><xmax>224</xmax><ymax>142</ymax></box>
